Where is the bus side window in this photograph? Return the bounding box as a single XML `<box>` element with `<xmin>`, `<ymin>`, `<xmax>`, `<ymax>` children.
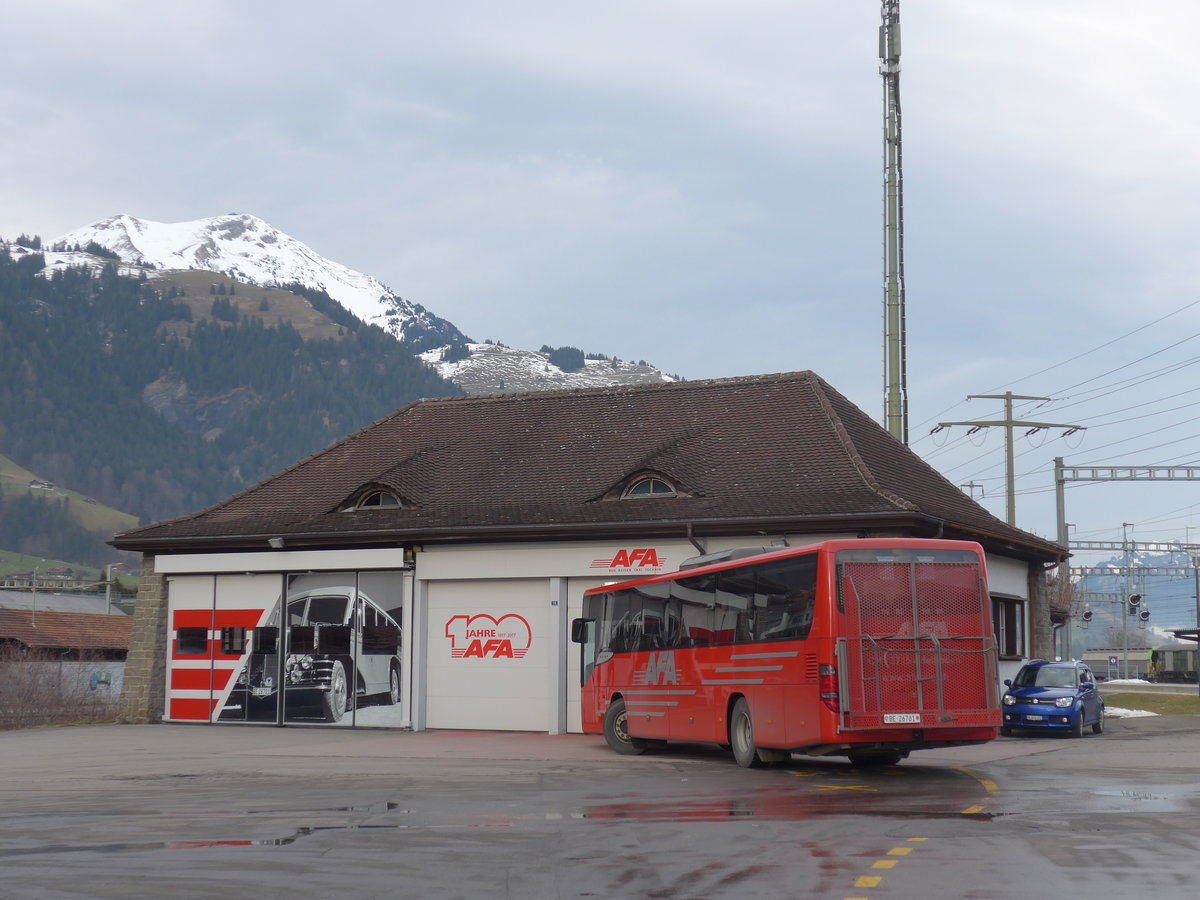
<box><xmin>755</xmin><ymin>557</ymin><xmax>818</xmax><ymax>641</ymax></box>
<box><xmin>637</xmin><ymin>594</ymin><xmax>682</xmax><ymax>650</ymax></box>
<box><xmin>675</xmin><ymin>575</ymin><xmax>715</xmax><ymax>645</ymax></box>
<box><xmin>716</xmin><ymin>571</ymin><xmax>756</xmax><ymax>644</ymax></box>
<box><xmin>603</xmin><ymin>590</ymin><xmax>639</xmax><ymax>654</ymax></box>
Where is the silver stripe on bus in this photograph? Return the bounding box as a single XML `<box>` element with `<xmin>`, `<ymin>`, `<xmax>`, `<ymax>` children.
<box><xmin>729</xmin><ymin>651</ymin><xmax>800</xmax><ymax>660</ymax></box>
<box><xmin>622</xmin><ymin>689</ymin><xmax>698</xmax><ymax>696</ymax></box>
<box><xmin>701</xmin><ymin>679</ymin><xmax>766</xmax><ymax>685</ymax></box>
<box><xmin>625</xmin><ymin>710</ymin><xmax>667</xmax><ymax>717</ymax></box>
<box><xmin>626</xmin><ymin>700</ymin><xmax>680</xmax><ymax>707</ymax></box>
<box><xmin>715</xmin><ymin>665</ymin><xmax>783</xmax><ymax>672</ymax></box>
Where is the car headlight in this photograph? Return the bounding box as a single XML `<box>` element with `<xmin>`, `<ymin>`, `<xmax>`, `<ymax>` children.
<box><xmin>1002</xmin><ymin>694</ymin><xmax>1016</xmax><ymax>705</ymax></box>
<box><xmin>1055</xmin><ymin>696</ymin><xmax>1074</xmax><ymax>708</ymax></box>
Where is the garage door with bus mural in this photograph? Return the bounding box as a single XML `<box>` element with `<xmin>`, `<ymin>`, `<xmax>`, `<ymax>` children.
<box><xmin>165</xmin><ymin>571</ymin><xmax>406</xmax><ymax>727</ymax></box>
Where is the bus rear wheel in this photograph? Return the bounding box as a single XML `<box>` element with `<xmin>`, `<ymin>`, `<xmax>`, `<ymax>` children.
<box><xmin>603</xmin><ymin>698</ymin><xmax>647</xmax><ymax>755</ymax></box>
<box><xmin>730</xmin><ymin>698</ymin><xmax>763</xmax><ymax>768</ymax></box>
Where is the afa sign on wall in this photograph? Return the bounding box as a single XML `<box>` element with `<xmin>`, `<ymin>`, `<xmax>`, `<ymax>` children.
<box><xmin>589</xmin><ymin>548</ymin><xmax>668</xmax><ymax>575</ymax></box>
<box><xmin>444</xmin><ymin>614</ymin><xmax>532</xmax><ymax>659</ymax></box>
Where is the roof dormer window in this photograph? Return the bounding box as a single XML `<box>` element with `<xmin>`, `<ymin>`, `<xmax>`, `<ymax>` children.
<box><xmin>341</xmin><ymin>488</ymin><xmax>404</xmax><ymax>512</ymax></box>
<box><xmin>360</xmin><ymin>491</ymin><xmax>401</xmax><ymax>507</ymax></box>
<box><xmin>622</xmin><ymin>477</ymin><xmax>677</xmax><ymax>499</ymax></box>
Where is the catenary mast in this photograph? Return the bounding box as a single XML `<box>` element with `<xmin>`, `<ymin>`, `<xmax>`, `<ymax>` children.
<box><xmin>881</xmin><ymin>0</ymin><xmax>907</xmax><ymax>443</ymax></box>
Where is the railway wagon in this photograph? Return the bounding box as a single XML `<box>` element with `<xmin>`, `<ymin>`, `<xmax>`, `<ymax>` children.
<box><xmin>1149</xmin><ymin>643</ymin><xmax>1198</xmax><ymax>684</ymax></box>
<box><xmin>1081</xmin><ymin>645</ymin><xmax>1197</xmax><ymax>683</ymax></box>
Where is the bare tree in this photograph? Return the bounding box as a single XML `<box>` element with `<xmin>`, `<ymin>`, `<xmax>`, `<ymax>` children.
<box><xmin>0</xmin><ymin>645</ymin><xmax>120</xmax><ymax>731</ymax></box>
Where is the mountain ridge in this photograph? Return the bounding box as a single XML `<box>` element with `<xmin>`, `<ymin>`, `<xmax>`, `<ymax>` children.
<box><xmin>55</xmin><ymin>213</ymin><xmax>676</xmax><ymax>394</ymax></box>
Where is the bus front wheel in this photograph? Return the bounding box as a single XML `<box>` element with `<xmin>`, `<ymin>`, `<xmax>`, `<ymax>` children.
<box><xmin>730</xmin><ymin>698</ymin><xmax>763</xmax><ymax>768</ymax></box>
<box><xmin>603</xmin><ymin>698</ymin><xmax>647</xmax><ymax>755</ymax></box>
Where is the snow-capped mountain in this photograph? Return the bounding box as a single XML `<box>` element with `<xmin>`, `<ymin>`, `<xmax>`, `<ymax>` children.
<box><xmin>52</xmin><ymin>213</ymin><xmax>675</xmax><ymax>394</ymax></box>
<box><xmin>56</xmin><ymin>213</ymin><xmax>467</xmax><ymax>353</ymax></box>
<box><xmin>420</xmin><ymin>343</ymin><xmax>675</xmax><ymax>395</ymax></box>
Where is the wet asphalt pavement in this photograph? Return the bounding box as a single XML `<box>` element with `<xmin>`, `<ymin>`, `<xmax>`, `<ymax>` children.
<box><xmin>1</xmin><ymin>716</ymin><xmax>1197</xmax><ymax>899</ymax></box>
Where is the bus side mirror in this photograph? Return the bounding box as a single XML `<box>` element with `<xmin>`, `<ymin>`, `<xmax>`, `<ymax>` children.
<box><xmin>570</xmin><ymin>619</ymin><xmax>593</xmax><ymax>643</ymax></box>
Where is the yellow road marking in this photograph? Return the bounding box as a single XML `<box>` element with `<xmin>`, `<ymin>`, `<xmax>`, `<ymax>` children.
<box><xmin>961</xmin><ymin>804</ymin><xmax>985</xmax><ymax>815</ymax></box>
<box><xmin>908</xmin><ymin>837</ymin><xmax>928</xmax><ymax>842</ymax></box>
<box><xmin>871</xmin><ymin>859</ymin><xmax>898</xmax><ymax>870</ymax></box>
<box><xmin>887</xmin><ymin>846</ymin><xmax>913</xmax><ymax>856</ymax></box>
<box><xmin>952</xmin><ymin>767</ymin><xmax>999</xmax><ymax>795</ymax></box>
<box><xmin>816</xmin><ymin>784</ymin><xmax>878</xmax><ymax>792</ymax></box>
<box><xmin>854</xmin><ymin>875</ymin><xmax>883</xmax><ymax>887</ymax></box>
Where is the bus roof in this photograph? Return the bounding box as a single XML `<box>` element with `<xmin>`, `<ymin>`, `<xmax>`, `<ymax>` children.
<box><xmin>582</xmin><ymin>537</ymin><xmax>985</xmax><ymax>596</ymax></box>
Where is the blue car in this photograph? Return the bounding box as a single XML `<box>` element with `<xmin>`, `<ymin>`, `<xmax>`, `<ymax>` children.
<box><xmin>1001</xmin><ymin>660</ymin><xmax>1105</xmax><ymax>738</ymax></box>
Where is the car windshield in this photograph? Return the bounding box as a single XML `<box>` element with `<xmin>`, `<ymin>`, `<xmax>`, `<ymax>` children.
<box><xmin>1015</xmin><ymin>667</ymin><xmax>1076</xmax><ymax>688</ymax></box>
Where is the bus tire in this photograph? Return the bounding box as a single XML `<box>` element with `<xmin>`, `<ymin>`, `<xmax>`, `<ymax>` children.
<box><xmin>321</xmin><ymin>660</ymin><xmax>348</xmax><ymax>724</ymax></box>
<box><xmin>387</xmin><ymin>661</ymin><xmax>401</xmax><ymax>706</ymax></box>
<box><xmin>603</xmin><ymin>698</ymin><xmax>647</xmax><ymax>755</ymax></box>
<box><xmin>730</xmin><ymin>698</ymin><xmax>762</xmax><ymax>768</ymax></box>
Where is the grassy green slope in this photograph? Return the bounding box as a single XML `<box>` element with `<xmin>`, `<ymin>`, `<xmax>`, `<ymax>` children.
<box><xmin>0</xmin><ymin>453</ymin><xmax>138</xmax><ymax>536</ymax></box>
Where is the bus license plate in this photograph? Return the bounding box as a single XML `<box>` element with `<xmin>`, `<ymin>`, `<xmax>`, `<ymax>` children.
<box><xmin>883</xmin><ymin>714</ymin><xmax>921</xmax><ymax>724</ymax></box>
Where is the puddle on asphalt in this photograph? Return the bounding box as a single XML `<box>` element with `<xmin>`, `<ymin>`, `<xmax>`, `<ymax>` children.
<box><xmin>578</xmin><ymin>785</ymin><xmax>998</xmax><ymax>823</ymax></box>
<box><xmin>0</xmin><ymin>824</ymin><xmax>418</xmax><ymax>858</ymax></box>
<box><xmin>1086</xmin><ymin>787</ymin><xmax>1191</xmax><ymax>812</ymax></box>
<box><xmin>577</xmin><ymin>800</ymin><xmax>998</xmax><ymax>823</ymax></box>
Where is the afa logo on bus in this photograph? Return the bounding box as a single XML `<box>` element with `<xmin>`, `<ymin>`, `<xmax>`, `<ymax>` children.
<box><xmin>590</xmin><ymin>548</ymin><xmax>666</xmax><ymax>571</ymax></box>
<box><xmin>445</xmin><ymin>614</ymin><xmax>532</xmax><ymax>659</ymax></box>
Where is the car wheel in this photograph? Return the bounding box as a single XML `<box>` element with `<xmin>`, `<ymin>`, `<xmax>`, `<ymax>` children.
<box><xmin>602</xmin><ymin>698</ymin><xmax>647</xmax><ymax>755</ymax></box>
<box><xmin>1000</xmin><ymin>725</ymin><xmax>1013</xmax><ymax>737</ymax></box>
<box><xmin>321</xmin><ymin>660</ymin><xmax>348</xmax><ymax>723</ymax></box>
<box><xmin>387</xmin><ymin>662</ymin><xmax>401</xmax><ymax>706</ymax></box>
<box><xmin>1092</xmin><ymin>712</ymin><xmax>1104</xmax><ymax>735</ymax></box>
<box><xmin>1070</xmin><ymin>708</ymin><xmax>1084</xmax><ymax>738</ymax></box>
<box><xmin>730</xmin><ymin>698</ymin><xmax>762</xmax><ymax>768</ymax></box>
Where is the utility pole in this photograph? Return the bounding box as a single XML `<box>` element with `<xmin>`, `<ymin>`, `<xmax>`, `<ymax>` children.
<box><xmin>881</xmin><ymin>0</ymin><xmax>907</xmax><ymax>444</ymax></box>
<box><xmin>938</xmin><ymin>393</ymin><xmax>1083</xmax><ymax>526</ymax></box>
<box><xmin>960</xmin><ymin>481</ymin><xmax>984</xmax><ymax>500</ymax></box>
<box><xmin>1122</xmin><ymin>523</ymin><xmax>1134</xmax><ymax>679</ymax></box>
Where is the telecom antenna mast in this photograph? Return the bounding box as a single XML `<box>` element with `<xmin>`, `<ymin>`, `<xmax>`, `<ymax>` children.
<box><xmin>881</xmin><ymin>0</ymin><xmax>907</xmax><ymax>443</ymax></box>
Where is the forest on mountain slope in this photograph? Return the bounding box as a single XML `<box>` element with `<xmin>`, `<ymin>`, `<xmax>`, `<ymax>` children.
<box><xmin>0</xmin><ymin>250</ymin><xmax>462</xmax><ymax>565</ymax></box>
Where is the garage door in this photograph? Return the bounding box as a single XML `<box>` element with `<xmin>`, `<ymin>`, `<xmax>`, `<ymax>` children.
<box><xmin>425</xmin><ymin>580</ymin><xmax>549</xmax><ymax>731</ymax></box>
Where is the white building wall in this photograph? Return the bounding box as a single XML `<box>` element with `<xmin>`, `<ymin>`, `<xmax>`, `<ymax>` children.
<box><xmin>985</xmin><ymin>553</ymin><xmax>1034</xmax><ymax>686</ymax></box>
<box><xmin>156</xmin><ymin>534</ymin><xmax>1032</xmax><ymax>733</ymax></box>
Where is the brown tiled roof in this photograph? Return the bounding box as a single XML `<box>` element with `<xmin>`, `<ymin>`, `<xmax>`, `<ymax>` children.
<box><xmin>113</xmin><ymin>371</ymin><xmax>1064</xmax><ymax>561</ymax></box>
<box><xmin>0</xmin><ymin>609</ymin><xmax>132</xmax><ymax>651</ymax></box>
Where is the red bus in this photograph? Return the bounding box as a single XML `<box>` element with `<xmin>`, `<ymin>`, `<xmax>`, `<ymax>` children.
<box><xmin>571</xmin><ymin>538</ymin><xmax>1000</xmax><ymax>767</ymax></box>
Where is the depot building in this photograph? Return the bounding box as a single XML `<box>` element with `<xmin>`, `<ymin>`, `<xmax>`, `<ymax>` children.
<box><xmin>114</xmin><ymin>371</ymin><xmax>1066</xmax><ymax>733</ymax></box>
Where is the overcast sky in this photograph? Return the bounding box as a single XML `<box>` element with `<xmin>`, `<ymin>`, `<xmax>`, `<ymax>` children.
<box><xmin>4</xmin><ymin>1</ymin><xmax>1200</xmax><ymax>591</ymax></box>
